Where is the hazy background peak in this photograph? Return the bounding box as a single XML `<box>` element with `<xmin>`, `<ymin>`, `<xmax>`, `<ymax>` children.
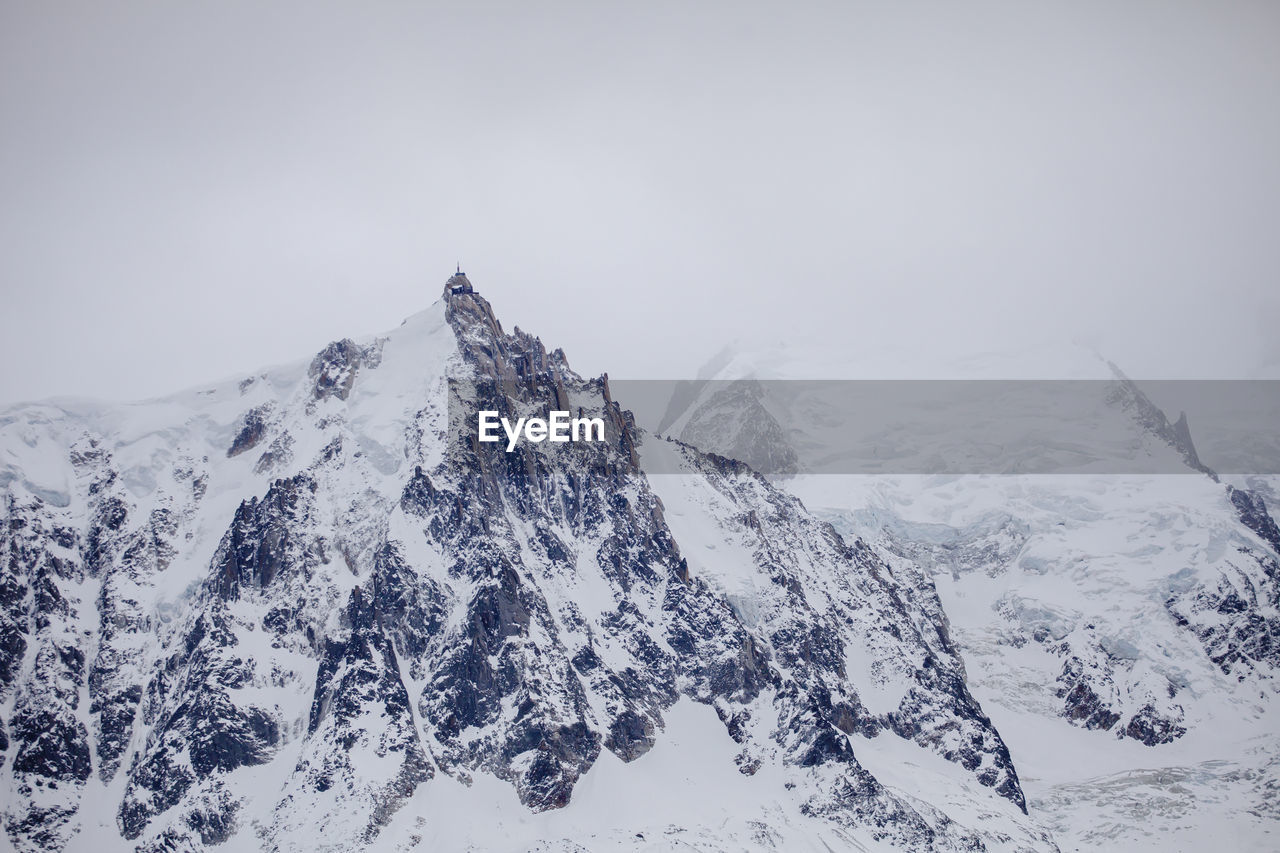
<box><xmin>2</xmin><ymin>0</ymin><xmax>1278</xmax><ymax>404</ymax></box>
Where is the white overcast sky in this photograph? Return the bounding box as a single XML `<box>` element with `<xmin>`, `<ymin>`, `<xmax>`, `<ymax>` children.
<box><xmin>2</xmin><ymin>0</ymin><xmax>1278</xmax><ymax>404</ymax></box>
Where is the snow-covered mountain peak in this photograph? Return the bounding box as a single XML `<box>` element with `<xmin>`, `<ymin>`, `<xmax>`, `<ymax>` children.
<box><xmin>1</xmin><ymin>275</ymin><xmax>1061</xmax><ymax>851</ymax></box>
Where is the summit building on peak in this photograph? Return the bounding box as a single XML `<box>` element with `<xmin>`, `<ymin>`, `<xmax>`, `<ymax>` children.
<box><xmin>446</xmin><ymin>264</ymin><xmax>474</xmax><ymax>295</ymax></box>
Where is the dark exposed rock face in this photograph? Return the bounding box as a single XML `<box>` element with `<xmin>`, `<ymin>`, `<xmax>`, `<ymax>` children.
<box><xmin>308</xmin><ymin>338</ymin><xmax>382</xmax><ymax>402</ymax></box>
<box><xmin>1230</xmin><ymin>486</ymin><xmax>1280</xmax><ymax>558</ymax></box>
<box><xmin>213</xmin><ymin>474</ymin><xmax>319</xmax><ymax>599</ymax></box>
<box><xmin>117</xmin><ymin>603</ymin><xmax>283</xmax><ymax>841</ymax></box>
<box><xmin>1044</xmin><ymin>638</ymin><xmax>1187</xmax><ymax>746</ymax></box>
<box><xmin>1166</xmin><ymin>487</ymin><xmax>1280</xmax><ymax>682</ymax></box>
<box><xmin>228</xmin><ymin>404</ymin><xmax>273</xmax><ymax>458</ymax></box>
<box><xmin>1123</xmin><ymin>704</ymin><xmax>1188</xmax><ymax>746</ymax></box>
<box><xmin>1056</xmin><ymin>657</ymin><xmax>1120</xmax><ymax>732</ymax></box>
<box><xmin>281</xmin><ymin>584</ymin><xmax>434</xmax><ymax>844</ymax></box>
<box><xmin>1</xmin><ymin>490</ymin><xmax>94</xmax><ymax>849</ymax></box>
<box><xmin>404</xmin><ymin>289</ymin><xmax>742</xmax><ymax>812</ymax></box>
<box><xmin>404</xmin><ymin>288</ymin><xmax>1015</xmax><ymax>843</ymax></box>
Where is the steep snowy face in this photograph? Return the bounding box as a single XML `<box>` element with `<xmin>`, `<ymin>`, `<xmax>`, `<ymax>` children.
<box><xmin>784</xmin><ymin>381</ymin><xmax>1280</xmax><ymax>757</ymax></box>
<box><xmin>661</xmin><ymin>340</ymin><xmax>1280</xmax><ymax>849</ymax></box>
<box><xmin>0</xmin><ymin>280</ymin><xmax>1052</xmax><ymax>851</ymax></box>
<box><xmin>821</xmin><ymin>474</ymin><xmax>1280</xmax><ymax>738</ymax></box>
<box><xmin>1</xmin><ymin>302</ymin><xmax>459</xmax><ymax>852</ymax></box>
<box><xmin>804</xmin><ymin>472</ymin><xmax>1280</xmax><ymax>851</ymax></box>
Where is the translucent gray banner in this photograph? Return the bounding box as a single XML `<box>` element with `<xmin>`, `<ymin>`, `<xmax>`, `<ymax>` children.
<box><xmin>445</xmin><ymin>377</ymin><xmax>1280</xmax><ymax>476</ymax></box>
<box><xmin>612</xmin><ymin>378</ymin><xmax>1280</xmax><ymax>476</ymax></box>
